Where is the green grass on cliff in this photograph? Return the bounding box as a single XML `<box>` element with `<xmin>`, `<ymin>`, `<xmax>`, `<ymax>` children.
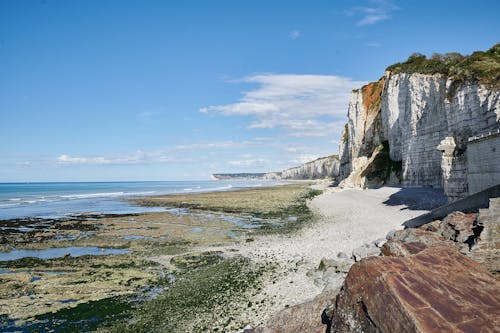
<box><xmin>386</xmin><ymin>43</ymin><xmax>500</xmax><ymax>90</ymax></box>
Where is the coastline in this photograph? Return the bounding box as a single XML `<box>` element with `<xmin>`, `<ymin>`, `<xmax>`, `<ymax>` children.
<box><xmin>0</xmin><ymin>182</ymin><xmax>444</xmax><ymax>331</ymax></box>
<box><xmin>0</xmin><ymin>182</ymin><xmax>315</xmax><ymax>330</ymax></box>
<box><xmin>190</xmin><ymin>185</ymin><xmax>437</xmax><ymax>328</ymax></box>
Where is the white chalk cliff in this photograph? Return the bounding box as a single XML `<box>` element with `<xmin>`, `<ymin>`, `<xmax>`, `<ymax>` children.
<box><xmin>339</xmin><ymin>71</ymin><xmax>499</xmax><ymax>201</ymax></box>
<box><xmin>213</xmin><ymin>155</ymin><xmax>340</xmax><ymax>181</ymax></box>
<box><xmin>279</xmin><ymin>155</ymin><xmax>340</xmax><ymax>180</ymax></box>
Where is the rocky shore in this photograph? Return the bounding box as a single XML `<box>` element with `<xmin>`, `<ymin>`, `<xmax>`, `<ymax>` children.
<box><xmin>249</xmin><ymin>194</ymin><xmax>500</xmax><ymax>333</ymax></box>
<box><xmin>1</xmin><ymin>181</ymin><xmax>498</xmax><ymax>332</ymax></box>
<box><xmin>0</xmin><ymin>183</ymin><xmax>319</xmax><ymax>331</ymax></box>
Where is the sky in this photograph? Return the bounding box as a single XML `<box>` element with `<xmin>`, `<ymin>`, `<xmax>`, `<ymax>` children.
<box><xmin>1</xmin><ymin>0</ymin><xmax>499</xmax><ymax>182</ymax></box>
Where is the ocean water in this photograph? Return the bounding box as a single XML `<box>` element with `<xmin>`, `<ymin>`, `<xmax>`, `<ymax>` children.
<box><xmin>0</xmin><ymin>180</ymin><xmax>275</xmax><ymax>220</ymax></box>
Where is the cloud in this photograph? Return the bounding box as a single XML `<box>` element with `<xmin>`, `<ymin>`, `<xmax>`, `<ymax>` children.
<box><xmin>58</xmin><ymin>154</ymin><xmax>91</xmax><ymax>164</ymax></box>
<box><xmin>228</xmin><ymin>158</ymin><xmax>266</xmax><ymax>167</ymax></box>
<box><xmin>346</xmin><ymin>0</ymin><xmax>398</xmax><ymax>26</ymax></box>
<box><xmin>172</xmin><ymin>141</ymin><xmax>239</xmax><ymax>151</ymax></box>
<box><xmin>291</xmin><ymin>154</ymin><xmax>321</xmax><ymax>165</ymax></box>
<box><xmin>288</xmin><ymin>30</ymin><xmax>301</xmax><ymax>39</ymax></box>
<box><xmin>201</xmin><ymin>74</ymin><xmax>365</xmax><ymax>137</ymax></box>
<box><xmin>56</xmin><ymin>151</ymin><xmax>186</xmax><ymax>165</ymax></box>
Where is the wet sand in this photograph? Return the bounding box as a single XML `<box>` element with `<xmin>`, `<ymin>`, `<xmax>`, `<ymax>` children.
<box><xmin>0</xmin><ymin>183</ymin><xmax>313</xmax><ymax>327</ymax></box>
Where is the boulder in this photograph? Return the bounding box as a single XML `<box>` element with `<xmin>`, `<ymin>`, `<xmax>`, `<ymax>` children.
<box><xmin>391</xmin><ymin>228</ymin><xmax>447</xmax><ymax>245</ymax></box>
<box><xmin>418</xmin><ymin>219</ymin><xmax>441</xmax><ymax>232</ymax></box>
<box><xmin>373</xmin><ymin>237</ymin><xmax>387</xmax><ymax>248</ymax></box>
<box><xmin>330</xmin><ymin>246</ymin><xmax>500</xmax><ymax>333</ymax></box>
<box><xmin>469</xmin><ymin>198</ymin><xmax>500</xmax><ymax>275</ymax></box>
<box><xmin>318</xmin><ymin>257</ymin><xmax>352</xmax><ymax>273</ymax></box>
<box><xmin>385</xmin><ymin>229</ymin><xmax>397</xmax><ymax>240</ymax></box>
<box><xmin>256</xmin><ymin>291</ymin><xmax>335</xmax><ymax>333</ymax></box>
<box><xmin>381</xmin><ymin>240</ymin><xmax>428</xmax><ymax>257</ymax></box>
<box><xmin>381</xmin><ymin>228</ymin><xmax>455</xmax><ymax>256</ymax></box>
<box><xmin>352</xmin><ymin>243</ymin><xmax>380</xmax><ymax>262</ymax></box>
<box><xmin>438</xmin><ymin>211</ymin><xmax>477</xmax><ymax>245</ymax></box>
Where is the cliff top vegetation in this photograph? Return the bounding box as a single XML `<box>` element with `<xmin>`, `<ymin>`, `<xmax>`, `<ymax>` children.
<box><xmin>386</xmin><ymin>43</ymin><xmax>500</xmax><ymax>89</ymax></box>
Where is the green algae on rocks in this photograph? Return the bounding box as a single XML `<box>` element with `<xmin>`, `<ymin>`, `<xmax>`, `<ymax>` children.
<box><xmin>102</xmin><ymin>256</ymin><xmax>273</xmax><ymax>333</ymax></box>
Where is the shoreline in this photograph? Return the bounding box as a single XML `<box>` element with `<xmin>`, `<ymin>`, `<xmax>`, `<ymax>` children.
<box><xmin>0</xmin><ymin>183</ymin><xmax>316</xmax><ymax>330</ymax></box>
<box><xmin>0</xmin><ymin>183</ymin><xmax>445</xmax><ymax>331</ymax></box>
<box><xmin>0</xmin><ymin>179</ymin><xmax>286</xmax><ymax>221</ymax></box>
<box><xmin>190</xmin><ymin>185</ymin><xmax>439</xmax><ymax>328</ymax></box>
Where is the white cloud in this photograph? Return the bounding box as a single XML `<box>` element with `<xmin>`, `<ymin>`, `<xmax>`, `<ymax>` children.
<box><xmin>56</xmin><ymin>151</ymin><xmax>186</xmax><ymax>165</ymax></box>
<box><xmin>291</xmin><ymin>154</ymin><xmax>321</xmax><ymax>165</ymax></box>
<box><xmin>58</xmin><ymin>154</ymin><xmax>90</xmax><ymax>164</ymax></box>
<box><xmin>172</xmin><ymin>141</ymin><xmax>239</xmax><ymax>151</ymax></box>
<box><xmin>288</xmin><ymin>30</ymin><xmax>301</xmax><ymax>39</ymax></box>
<box><xmin>228</xmin><ymin>158</ymin><xmax>266</xmax><ymax>167</ymax></box>
<box><xmin>346</xmin><ymin>0</ymin><xmax>398</xmax><ymax>26</ymax></box>
<box><xmin>201</xmin><ymin>74</ymin><xmax>365</xmax><ymax>137</ymax></box>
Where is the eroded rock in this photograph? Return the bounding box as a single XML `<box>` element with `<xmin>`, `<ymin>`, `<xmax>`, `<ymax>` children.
<box><xmin>381</xmin><ymin>240</ymin><xmax>428</xmax><ymax>257</ymax></box>
<box><xmin>373</xmin><ymin>237</ymin><xmax>387</xmax><ymax>248</ymax></box>
<box><xmin>418</xmin><ymin>219</ymin><xmax>441</xmax><ymax>232</ymax></box>
<box><xmin>469</xmin><ymin>198</ymin><xmax>500</xmax><ymax>275</ymax></box>
<box><xmin>352</xmin><ymin>243</ymin><xmax>380</xmax><ymax>262</ymax></box>
<box><xmin>330</xmin><ymin>246</ymin><xmax>500</xmax><ymax>333</ymax></box>
<box><xmin>381</xmin><ymin>228</ymin><xmax>455</xmax><ymax>257</ymax></box>
<box><xmin>318</xmin><ymin>257</ymin><xmax>352</xmax><ymax>273</ymax></box>
<box><xmin>438</xmin><ymin>211</ymin><xmax>477</xmax><ymax>245</ymax></box>
<box><xmin>256</xmin><ymin>292</ymin><xmax>335</xmax><ymax>333</ymax></box>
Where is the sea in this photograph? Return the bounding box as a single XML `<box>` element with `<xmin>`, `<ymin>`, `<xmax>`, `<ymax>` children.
<box><xmin>0</xmin><ymin>180</ymin><xmax>277</xmax><ymax>220</ymax></box>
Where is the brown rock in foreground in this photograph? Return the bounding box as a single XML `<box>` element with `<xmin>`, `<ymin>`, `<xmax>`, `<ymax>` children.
<box><xmin>381</xmin><ymin>228</ymin><xmax>454</xmax><ymax>257</ymax></box>
<box><xmin>254</xmin><ymin>292</ymin><xmax>333</xmax><ymax>333</ymax></box>
<box><xmin>331</xmin><ymin>246</ymin><xmax>500</xmax><ymax>333</ymax></box>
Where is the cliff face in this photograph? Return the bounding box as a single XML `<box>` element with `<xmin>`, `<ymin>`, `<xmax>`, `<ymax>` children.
<box><xmin>339</xmin><ymin>72</ymin><xmax>499</xmax><ymax>200</ymax></box>
<box><xmin>211</xmin><ymin>173</ymin><xmax>266</xmax><ymax>180</ymax></box>
<box><xmin>212</xmin><ymin>155</ymin><xmax>340</xmax><ymax>181</ymax></box>
<box><xmin>279</xmin><ymin>155</ymin><xmax>340</xmax><ymax>180</ymax></box>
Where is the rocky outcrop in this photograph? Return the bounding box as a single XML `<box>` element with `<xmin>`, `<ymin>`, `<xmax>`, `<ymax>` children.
<box><xmin>438</xmin><ymin>211</ymin><xmax>478</xmax><ymax>246</ymax></box>
<box><xmin>468</xmin><ymin>198</ymin><xmax>500</xmax><ymax>274</ymax></box>
<box><xmin>329</xmin><ymin>246</ymin><xmax>500</xmax><ymax>333</ymax></box>
<box><xmin>339</xmin><ymin>70</ymin><xmax>499</xmax><ymax>200</ymax></box>
<box><xmin>381</xmin><ymin>228</ymin><xmax>455</xmax><ymax>257</ymax></box>
<box><xmin>253</xmin><ymin>292</ymin><xmax>333</xmax><ymax>333</ymax></box>
<box><xmin>252</xmin><ymin>200</ymin><xmax>499</xmax><ymax>333</ymax></box>
<box><xmin>387</xmin><ymin>198</ymin><xmax>499</xmax><ymax>273</ymax></box>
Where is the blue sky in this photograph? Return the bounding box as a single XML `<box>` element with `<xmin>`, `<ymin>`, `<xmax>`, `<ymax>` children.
<box><xmin>1</xmin><ymin>0</ymin><xmax>498</xmax><ymax>181</ymax></box>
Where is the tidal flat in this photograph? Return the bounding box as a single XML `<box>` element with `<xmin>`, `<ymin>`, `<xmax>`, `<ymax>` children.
<box><xmin>0</xmin><ymin>183</ymin><xmax>317</xmax><ymax>331</ymax></box>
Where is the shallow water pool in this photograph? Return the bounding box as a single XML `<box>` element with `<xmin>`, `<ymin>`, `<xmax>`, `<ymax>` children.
<box><xmin>0</xmin><ymin>247</ymin><xmax>129</xmax><ymax>261</ymax></box>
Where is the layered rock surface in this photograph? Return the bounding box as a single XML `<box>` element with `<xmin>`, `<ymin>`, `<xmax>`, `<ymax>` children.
<box><xmin>469</xmin><ymin>198</ymin><xmax>500</xmax><ymax>274</ymax></box>
<box><xmin>279</xmin><ymin>155</ymin><xmax>339</xmax><ymax>180</ymax></box>
<box><xmin>330</xmin><ymin>246</ymin><xmax>500</xmax><ymax>333</ymax></box>
<box><xmin>339</xmin><ymin>71</ymin><xmax>499</xmax><ymax>200</ymax></box>
<box><xmin>252</xmin><ymin>292</ymin><xmax>332</xmax><ymax>333</ymax></box>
